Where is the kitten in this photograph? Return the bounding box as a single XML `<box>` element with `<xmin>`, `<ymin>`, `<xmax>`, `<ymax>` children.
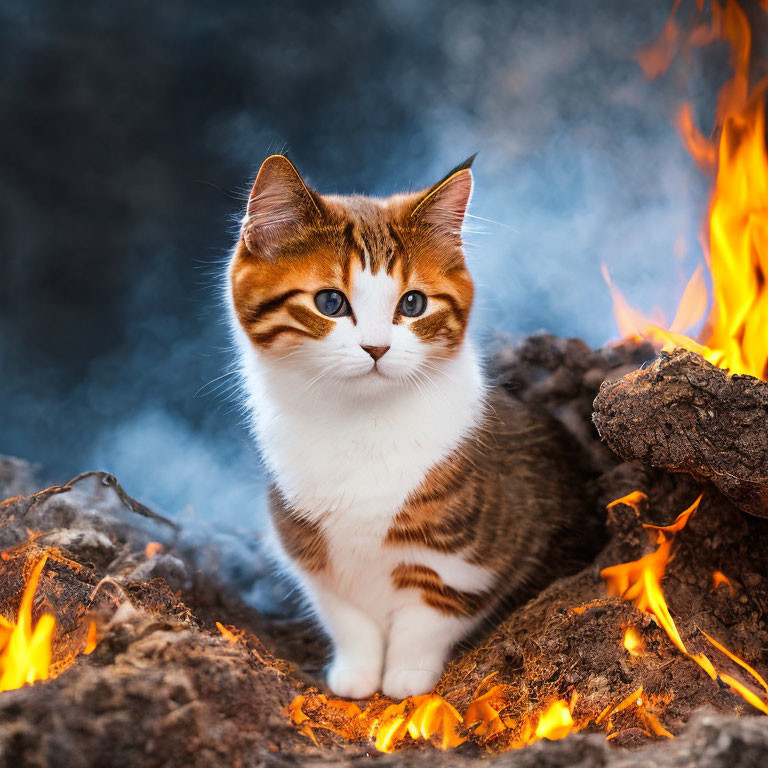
<box><xmin>227</xmin><ymin>155</ymin><xmax>593</xmax><ymax>700</ymax></box>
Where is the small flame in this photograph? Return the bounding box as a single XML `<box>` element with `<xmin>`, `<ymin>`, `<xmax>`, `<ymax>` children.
<box><xmin>607</xmin><ymin>491</ymin><xmax>648</xmax><ymax>511</ymax></box>
<box><xmin>700</xmin><ymin>630</ymin><xmax>768</xmax><ymax>697</ymax></box>
<box><xmin>84</xmin><ymin>621</ymin><xmax>98</xmax><ymax>655</ymax></box>
<box><xmin>601</xmin><ymin>686</ymin><xmax>675</xmax><ymax>740</ymax></box>
<box><xmin>374</xmin><ymin>695</ymin><xmax>465</xmax><ymax>752</ymax></box>
<box><xmin>606</xmin><ymin>0</ymin><xmax>768</xmax><ymax>381</ymax></box>
<box><xmin>216</xmin><ymin>621</ymin><xmax>244</xmax><ymax>644</ymax></box>
<box><xmin>145</xmin><ymin>542</ymin><xmax>164</xmax><ymax>558</ymax></box>
<box><xmin>601</xmin><ymin>493</ymin><xmax>703</xmax><ymax>655</ymax></box>
<box><xmin>0</xmin><ymin>556</ymin><xmax>55</xmax><ymax>692</ymax></box>
<box><xmin>676</xmin><ymin>104</ymin><xmax>717</xmax><ymax>171</ymax></box>
<box><xmin>623</xmin><ymin>627</ymin><xmax>645</xmax><ymax>657</ymax></box>
<box><xmin>712</xmin><ymin>570</ymin><xmax>735</xmax><ymax>594</ymax></box>
<box><xmin>0</xmin><ymin>551</ymin><xmax>102</xmax><ymax>693</ymax></box>
<box><xmin>533</xmin><ymin>699</ymin><xmax>574</xmax><ymax>742</ymax></box>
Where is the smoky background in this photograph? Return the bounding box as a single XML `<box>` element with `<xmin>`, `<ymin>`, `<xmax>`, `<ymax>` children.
<box><xmin>0</xmin><ymin>1</ymin><xmax>722</xmax><ymax>607</ymax></box>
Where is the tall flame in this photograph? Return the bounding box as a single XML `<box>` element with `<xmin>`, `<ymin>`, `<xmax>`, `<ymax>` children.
<box><xmin>603</xmin><ymin>492</ymin><xmax>768</xmax><ymax>717</ymax></box>
<box><xmin>606</xmin><ymin>0</ymin><xmax>768</xmax><ymax>380</ymax></box>
<box><xmin>0</xmin><ymin>551</ymin><xmax>102</xmax><ymax>693</ymax></box>
<box><xmin>0</xmin><ymin>555</ymin><xmax>55</xmax><ymax>692</ymax></box>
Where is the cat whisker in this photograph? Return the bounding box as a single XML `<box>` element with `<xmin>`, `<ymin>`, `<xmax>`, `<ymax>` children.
<box><xmin>464</xmin><ymin>212</ymin><xmax>519</xmax><ymax>233</ymax></box>
<box><xmin>195</xmin><ymin>370</ymin><xmax>239</xmax><ymax>398</ymax></box>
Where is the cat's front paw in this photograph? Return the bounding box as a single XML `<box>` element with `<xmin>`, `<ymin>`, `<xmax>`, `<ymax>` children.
<box><xmin>381</xmin><ymin>667</ymin><xmax>441</xmax><ymax>699</ymax></box>
<box><xmin>327</xmin><ymin>663</ymin><xmax>381</xmax><ymax>700</ymax></box>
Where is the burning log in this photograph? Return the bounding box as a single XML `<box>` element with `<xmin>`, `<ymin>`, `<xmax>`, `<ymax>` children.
<box><xmin>593</xmin><ymin>348</ymin><xmax>768</xmax><ymax>518</ymax></box>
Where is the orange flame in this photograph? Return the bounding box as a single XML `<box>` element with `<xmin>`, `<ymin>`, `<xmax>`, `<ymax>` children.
<box><xmin>0</xmin><ymin>556</ymin><xmax>55</xmax><ymax>692</ymax></box>
<box><xmin>374</xmin><ymin>695</ymin><xmax>465</xmax><ymax>752</ymax></box>
<box><xmin>676</xmin><ymin>103</ymin><xmax>717</xmax><ymax>171</ymax></box>
<box><xmin>216</xmin><ymin>621</ymin><xmax>244</xmax><ymax>644</ymax></box>
<box><xmin>533</xmin><ymin>698</ymin><xmax>575</xmax><ymax>742</ymax></box>
<box><xmin>712</xmin><ymin>570</ymin><xmax>735</xmax><ymax>594</ymax></box>
<box><xmin>606</xmin><ymin>0</ymin><xmax>768</xmax><ymax>381</ymax></box>
<box><xmin>84</xmin><ymin>621</ymin><xmax>98</xmax><ymax>655</ymax></box>
<box><xmin>623</xmin><ymin>626</ymin><xmax>645</xmax><ymax>656</ymax></box>
<box><xmin>145</xmin><ymin>542</ymin><xmax>164</xmax><ymax>558</ymax></box>
<box><xmin>603</xmin><ymin>491</ymin><xmax>768</xmax><ymax>717</ymax></box>
<box><xmin>289</xmin><ymin>687</ymin><xmax>579</xmax><ymax>754</ymax></box>
<box><xmin>601</xmin><ymin>687</ymin><xmax>675</xmax><ymax>740</ymax></box>
<box><xmin>289</xmin><ymin>692</ymin><xmax>466</xmax><ymax>753</ymax></box>
<box><xmin>0</xmin><ymin>553</ymin><xmax>102</xmax><ymax>692</ymax></box>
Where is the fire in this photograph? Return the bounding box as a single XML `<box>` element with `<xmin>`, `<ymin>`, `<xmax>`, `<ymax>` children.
<box><xmin>0</xmin><ymin>553</ymin><xmax>102</xmax><ymax>693</ymax></box>
<box><xmin>216</xmin><ymin>621</ymin><xmax>244</xmax><ymax>644</ymax></box>
<box><xmin>601</xmin><ymin>495</ymin><xmax>703</xmax><ymax>657</ymax></box>
<box><xmin>289</xmin><ymin>686</ymin><xmax>579</xmax><ymax>754</ymax></box>
<box><xmin>0</xmin><ymin>555</ymin><xmax>55</xmax><ymax>692</ymax></box>
<box><xmin>84</xmin><ymin>621</ymin><xmax>98</xmax><ymax>655</ymax></box>
<box><xmin>533</xmin><ymin>698</ymin><xmax>575</xmax><ymax>742</ymax></box>
<box><xmin>712</xmin><ymin>570</ymin><xmax>735</xmax><ymax>594</ymax></box>
<box><xmin>623</xmin><ymin>626</ymin><xmax>645</xmax><ymax>656</ymax></box>
<box><xmin>603</xmin><ymin>492</ymin><xmax>768</xmax><ymax>718</ymax></box>
<box><xmin>600</xmin><ymin>687</ymin><xmax>675</xmax><ymax>740</ymax></box>
<box><xmin>605</xmin><ymin>0</ymin><xmax>768</xmax><ymax>381</ymax></box>
<box><xmin>374</xmin><ymin>695</ymin><xmax>465</xmax><ymax>752</ymax></box>
<box><xmin>145</xmin><ymin>542</ymin><xmax>164</xmax><ymax>558</ymax></box>
<box><xmin>289</xmin><ymin>692</ymin><xmax>465</xmax><ymax>752</ymax></box>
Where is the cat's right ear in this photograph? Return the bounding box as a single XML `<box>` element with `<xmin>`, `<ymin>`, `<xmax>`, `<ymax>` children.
<box><xmin>241</xmin><ymin>155</ymin><xmax>321</xmax><ymax>260</ymax></box>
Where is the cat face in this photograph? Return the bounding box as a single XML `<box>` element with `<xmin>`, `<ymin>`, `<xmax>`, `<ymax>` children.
<box><xmin>230</xmin><ymin>155</ymin><xmax>474</xmax><ymax>395</ymax></box>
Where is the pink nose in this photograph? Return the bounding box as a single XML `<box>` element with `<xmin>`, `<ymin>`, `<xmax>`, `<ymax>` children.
<box><xmin>361</xmin><ymin>345</ymin><xmax>390</xmax><ymax>362</ymax></box>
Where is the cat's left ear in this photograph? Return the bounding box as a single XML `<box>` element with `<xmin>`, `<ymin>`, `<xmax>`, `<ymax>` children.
<box><xmin>241</xmin><ymin>154</ymin><xmax>322</xmax><ymax>260</ymax></box>
<box><xmin>410</xmin><ymin>155</ymin><xmax>475</xmax><ymax>241</ymax></box>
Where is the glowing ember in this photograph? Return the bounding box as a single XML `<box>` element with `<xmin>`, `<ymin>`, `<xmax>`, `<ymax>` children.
<box><xmin>603</xmin><ymin>491</ymin><xmax>768</xmax><ymax>718</ymax></box>
<box><xmin>145</xmin><ymin>542</ymin><xmax>164</xmax><ymax>558</ymax></box>
<box><xmin>0</xmin><ymin>556</ymin><xmax>55</xmax><ymax>692</ymax></box>
<box><xmin>216</xmin><ymin>621</ymin><xmax>244</xmax><ymax>644</ymax></box>
<box><xmin>712</xmin><ymin>570</ymin><xmax>735</xmax><ymax>594</ymax></box>
<box><xmin>532</xmin><ymin>698</ymin><xmax>575</xmax><ymax>742</ymax></box>
<box><xmin>600</xmin><ymin>687</ymin><xmax>675</xmax><ymax>741</ymax></box>
<box><xmin>605</xmin><ymin>0</ymin><xmax>768</xmax><ymax>380</ymax></box>
<box><xmin>84</xmin><ymin>621</ymin><xmax>98</xmax><ymax>655</ymax></box>
<box><xmin>623</xmin><ymin>627</ymin><xmax>645</xmax><ymax>657</ymax></box>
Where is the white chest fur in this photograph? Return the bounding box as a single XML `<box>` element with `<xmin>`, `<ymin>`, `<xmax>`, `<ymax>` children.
<box><xmin>237</xmin><ymin>335</ymin><xmax>488</xmax><ymax>601</ymax></box>
<box><xmin>242</xmin><ymin>339</ymin><xmax>484</xmax><ymax>521</ymax></box>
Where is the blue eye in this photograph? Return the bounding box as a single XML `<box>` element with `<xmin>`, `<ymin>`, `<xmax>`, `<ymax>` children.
<box><xmin>314</xmin><ymin>289</ymin><xmax>351</xmax><ymax>317</ymax></box>
<box><xmin>399</xmin><ymin>291</ymin><xmax>427</xmax><ymax>317</ymax></box>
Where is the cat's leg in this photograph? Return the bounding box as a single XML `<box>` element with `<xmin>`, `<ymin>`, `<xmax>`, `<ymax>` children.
<box><xmin>381</xmin><ymin>604</ymin><xmax>475</xmax><ymax>699</ymax></box>
<box><xmin>306</xmin><ymin>580</ymin><xmax>385</xmax><ymax>699</ymax></box>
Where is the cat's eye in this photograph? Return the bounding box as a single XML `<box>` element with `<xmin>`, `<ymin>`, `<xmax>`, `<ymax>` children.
<box><xmin>398</xmin><ymin>291</ymin><xmax>427</xmax><ymax>318</ymax></box>
<box><xmin>314</xmin><ymin>289</ymin><xmax>352</xmax><ymax>318</ymax></box>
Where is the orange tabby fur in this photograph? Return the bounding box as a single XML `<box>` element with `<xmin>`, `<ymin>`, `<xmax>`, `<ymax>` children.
<box><xmin>228</xmin><ymin>155</ymin><xmax>597</xmax><ymax>699</ymax></box>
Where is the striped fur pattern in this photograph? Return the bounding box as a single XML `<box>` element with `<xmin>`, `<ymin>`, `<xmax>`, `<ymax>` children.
<box><xmin>228</xmin><ymin>156</ymin><xmax>593</xmax><ymax>700</ymax></box>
